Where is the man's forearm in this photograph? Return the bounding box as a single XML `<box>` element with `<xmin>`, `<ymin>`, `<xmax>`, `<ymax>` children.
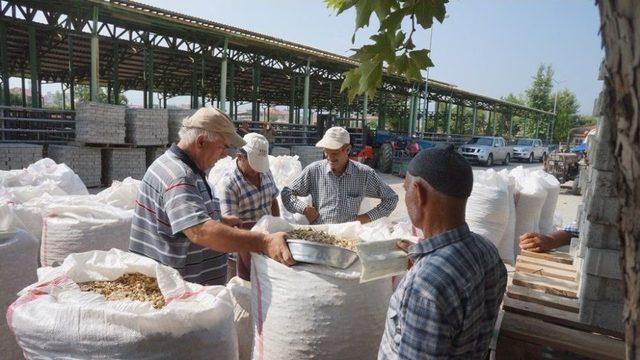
<box><xmin>281</xmin><ymin>187</ymin><xmax>308</xmax><ymax>214</ymax></box>
<box><xmin>271</xmin><ymin>199</ymin><xmax>280</xmax><ymax>217</ymax></box>
<box><xmin>185</xmin><ymin>220</ymin><xmax>267</xmax><ymax>253</ymax></box>
<box><xmin>552</xmin><ymin>230</ymin><xmax>573</xmax><ymax>248</ymax></box>
<box><xmin>366</xmin><ymin>194</ymin><xmax>399</xmax><ymax>221</ymax></box>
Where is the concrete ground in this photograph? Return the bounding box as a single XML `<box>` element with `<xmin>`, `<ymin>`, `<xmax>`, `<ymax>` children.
<box><xmin>379</xmin><ymin>162</ymin><xmax>583</xmax><ymax>228</ymax></box>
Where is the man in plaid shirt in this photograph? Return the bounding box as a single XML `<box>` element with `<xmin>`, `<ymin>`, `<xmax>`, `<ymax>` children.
<box><xmin>379</xmin><ymin>146</ymin><xmax>507</xmax><ymax>359</ymax></box>
<box><xmin>281</xmin><ymin>126</ymin><xmax>398</xmax><ymax>224</ymax></box>
<box><xmin>217</xmin><ymin>133</ymin><xmax>280</xmax><ymax>280</ymax></box>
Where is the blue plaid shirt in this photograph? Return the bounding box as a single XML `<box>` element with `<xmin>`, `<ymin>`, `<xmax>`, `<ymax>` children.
<box><xmin>562</xmin><ymin>221</ymin><xmax>580</xmax><ymax>238</ymax></box>
<box><xmin>379</xmin><ymin>224</ymin><xmax>507</xmax><ymax>360</ymax></box>
<box><xmin>217</xmin><ymin>163</ymin><xmax>279</xmax><ymax>222</ymax></box>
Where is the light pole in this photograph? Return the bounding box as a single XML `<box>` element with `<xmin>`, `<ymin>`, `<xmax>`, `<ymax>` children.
<box><xmin>551</xmin><ymin>79</ymin><xmax>564</xmax><ymax>144</ymax></box>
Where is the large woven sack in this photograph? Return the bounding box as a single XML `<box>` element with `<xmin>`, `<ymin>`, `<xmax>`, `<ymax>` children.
<box><xmin>40</xmin><ymin>203</ymin><xmax>132</xmax><ymax>267</ymax></box>
<box><xmin>7</xmin><ymin>249</ymin><xmax>238</xmax><ymax>360</ymax></box>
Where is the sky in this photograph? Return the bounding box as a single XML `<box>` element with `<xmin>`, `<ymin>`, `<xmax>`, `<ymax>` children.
<box><xmin>29</xmin><ymin>0</ymin><xmax>604</xmax><ymax>115</ymax></box>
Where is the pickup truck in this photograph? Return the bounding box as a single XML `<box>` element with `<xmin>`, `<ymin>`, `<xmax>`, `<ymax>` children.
<box><xmin>512</xmin><ymin>138</ymin><xmax>548</xmax><ymax>163</ymax></box>
<box><xmin>458</xmin><ymin>136</ymin><xmax>512</xmax><ymax>166</ymax></box>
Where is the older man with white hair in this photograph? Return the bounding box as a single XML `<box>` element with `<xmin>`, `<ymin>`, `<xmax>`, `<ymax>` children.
<box><xmin>129</xmin><ymin>107</ymin><xmax>293</xmax><ymax>286</ymax></box>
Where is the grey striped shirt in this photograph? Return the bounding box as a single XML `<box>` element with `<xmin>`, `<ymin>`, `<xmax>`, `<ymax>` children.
<box><xmin>129</xmin><ymin>144</ymin><xmax>227</xmax><ymax>285</ymax></box>
<box><xmin>281</xmin><ymin>160</ymin><xmax>399</xmax><ymax>224</ymax></box>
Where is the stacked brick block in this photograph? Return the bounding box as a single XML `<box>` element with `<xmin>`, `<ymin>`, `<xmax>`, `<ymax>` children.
<box><xmin>75</xmin><ymin>102</ymin><xmax>126</xmax><ymax>144</ymax></box>
<box><xmin>0</xmin><ymin>144</ymin><xmax>42</xmax><ymax>170</ymax></box>
<box><xmin>145</xmin><ymin>146</ymin><xmax>167</xmax><ymax>167</ymax></box>
<box><xmin>576</xmin><ymin>87</ymin><xmax>624</xmax><ymax>334</ymax></box>
<box><xmin>102</xmin><ymin>148</ymin><xmax>147</xmax><ymax>185</ymax></box>
<box><xmin>168</xmin><ymin>109</ymin><xmax>197</xmax><ymax>143</ymax></box>
<box><xmin>125</xmin><ymin>109</ymin><xmax>169</xmax><ymax>146</ymax></box>
<box><xmin>271</xmin><ymin>146</ymin><xmax>291</xmax><ymax>156</ymax></box>
<box><xmin>47</xmin><ymin>145</ymin><xmax>102</xmax><ymax>187</ymax></box>
<box><xmin>291</xmin><ymin>146</ymin><xmax>324</xmax><ymax>168</ymax></box>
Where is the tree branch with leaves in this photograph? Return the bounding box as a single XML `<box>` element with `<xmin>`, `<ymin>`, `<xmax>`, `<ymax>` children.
<box><xmin>326</xmin><ymin>0</ymin><xmax>448</xmax><ymax>101</ymax></box>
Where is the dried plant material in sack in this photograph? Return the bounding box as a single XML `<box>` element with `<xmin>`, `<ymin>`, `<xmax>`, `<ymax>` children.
<box><xmin>79</xmin><ymin>273</ymin><xmax>165</xmax><ymax>309</ymax></box>
<box><xmin>288</xmin><ymin>229</ymin><xmax>359</xmax><ymax>251</ymax></box>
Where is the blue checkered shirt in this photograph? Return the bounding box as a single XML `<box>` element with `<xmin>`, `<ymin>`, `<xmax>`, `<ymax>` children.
<box><xmin>379</xmin><ymin>224</ymin><xmax>507</xmax><ymax>360</ymax></box>
<box><xmin>281</xmin><ymin>160</ymin><xmax>398</xmax><ymax>224</ymax></box>
<box><xmin>217</xmin><ymin>163</ymin><xmax>279</xmax><ymax>222</ymax></box>
<box><xmin>562</xmin><ymin>221</ymin><xmax>580</xmax><ymax>238</ymax></box>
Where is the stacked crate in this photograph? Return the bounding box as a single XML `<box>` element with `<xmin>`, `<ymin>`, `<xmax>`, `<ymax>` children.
<box><xmin>47</xmin><ymin>145</ymin><xmax>102</xmax><ymax>187</ymax></box>
<box><xmin>168</xmin><ymin>109</ymin><xmax>197</xmax><ymax>143</ymax></box>
<box><xmin>0</xmin><ymin>144</ymin><xmax>42</xmax><ymax>170</ymax></box>
<box><xmin>270</xmin><ymin>146</ymin><xmax>291</xmax><ymax>156</ymax></box>
<box><xmin>102</xmin><ymin>148</ymin><xmax>147</xmax><ymax>185</ymax></box>
<box><xmin>75</xmin><ymin>102</ymin><xmax>126</xmax><ymax>144</ymax></box>
<box><xmin>145</xmin><ymin>146</ymin><xmax>168</xmax><ymax>167</ymax></box>
<box><xmin>125</xmin><ymin>109</ymin><xmax>169</xmax><ymax>146</ymax></box>
<box><xmin>290</xmin><ymin>146</ymin><xmax>323</xmax><ymax>168</ymax></box>
<box><xmin>575</xmin><ymin>88</ymin><xmax>624</xmax><ymax>334</ymax></box>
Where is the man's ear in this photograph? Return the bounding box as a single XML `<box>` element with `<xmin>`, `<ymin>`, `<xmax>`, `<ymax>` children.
<box><xmin>196</xmin><ymin>134</ymin><xmax>206</xmax><ymax>148</ymax></box>
<box><xmin>414</xmin><ymin>179</ymin><xmax>428</xmax><ymax>208</ymax></box>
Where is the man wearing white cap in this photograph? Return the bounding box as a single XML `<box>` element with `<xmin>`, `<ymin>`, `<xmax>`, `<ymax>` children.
<box><xmin>129</xmin><ymin>107</ymin><xmax>293</xmax><ymax>286</ymax></box>
<box><xmin>217</xmin><ymin>133</ymin><xmax>280</xmax><ymax>280</ymax></box>
<box><xmin>281</xmin><ymin>126</ymin><xmax>398</xmax><ymax>224</ymax></box>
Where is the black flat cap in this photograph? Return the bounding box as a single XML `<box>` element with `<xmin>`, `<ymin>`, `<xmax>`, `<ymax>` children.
<box><xmin>407</xmin><ymin>144</ymin><xmax>473</xmax><ymax>198</ymax></box>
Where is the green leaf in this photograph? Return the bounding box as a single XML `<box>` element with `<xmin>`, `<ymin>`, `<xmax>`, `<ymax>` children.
<box><xmin>380</xmin><ymin>8</ymin><xmax>406</xmax><ymax>31</ymax></box>
<box><xmin>405</xmin><ymin>37</ymin><xmax>415</xmax><ymax>50</ymax></box>
<box><xmin>409</xmin><ymin>49</ymin><xmax>433</xmax><ymax>69</ymax></box>
<box><xmin>390</xmin><ymin>54</ymin><xmax>410</xmax><ymax>75</ymax></box>
<box><xmin>325</xmin><ymin>0</ymin><xmax>356</xmax><ymax>15</ymax></box>
<box><xmin>354</xmin><ymin>0</ymin><xmax>377</xmax><ymax>29</ymax></box>
<box><xmin>358</xmin><ymin>59</ymin><xmax>383</xmax><ymax>99</ymax></box>
<box><xmin>413</xmin><ymin>0</ymin><xmax>448</xmax><ymax>29</ymax></box>
<box><xmin>372</xmin><ymin>0</ymin><xmax>396</xmax><ymax>21</ymax></box>
<box><xmin>404</xmin><ymin>61</ymin><xmax>423</xmax><ymax>81</ymax></box>
<box><xmin>341</xmin><ymin>68</ymin><xmax>361</xmax><ymax>96</ymax></box>
<box><xmin>394</xmin><ymin>31</ymin><xmax>406</xmax><ymax>48</ymax></box>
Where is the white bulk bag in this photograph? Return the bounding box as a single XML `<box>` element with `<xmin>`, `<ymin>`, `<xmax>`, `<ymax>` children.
<box><xmin>467</xmin><ymin>170</ymin><xmax>510</xmax><ymax>260</ymax></box>
<box><xmin>251</xmin><ymin>254</ymin><xmax>392</xmax><ymax>360</ymax></box>
<box><xmin>7</xmin><ymin>249</ymin><xmax>238</xmax><ymax>360</ymax></box>
<box><xmin>96</xmin><ymin>177</ymin><xmax>142</xmax><ymax>210</ymax></box>
<box><xmin>24</xmin><ymin>158</ymin><xmax>88</xmax><ymax>195</ymax></box>
<box><xmin>511</xmin><ymin>167</ymin><xmax>547</xmax><ymax>243</ymax></box>
<box><xmin>498</xmin><ymin>170</ymin><xmax>517</xmax><ymax>264</ymax></box>
<box><xmin>535</xmin><ymin>170</ymin><xmax>561</xmax><ymax>234</ymax></box>
<box><xmin>40</xmin><ymin>203</ymin><xmax>132</xmax><ymax>267</ymax></box>
<box><xmin>0</xmin><ymin>204</ymin><xmax>38</xmax><ymax>360</ymax></box>
<box><xmin>227</xmin><ymin>276</ymin><xmax>253</xmax><ymax>360</ymax></box>
<box><xmin>4</xmin><ymin>180</ymin><xmax>67</xmax><ymax>203</ymax></box>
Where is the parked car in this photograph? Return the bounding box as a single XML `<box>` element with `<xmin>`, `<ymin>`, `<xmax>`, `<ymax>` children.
<box><xmin>458</xmin><ymin>136</ymin><xmax>512</xmax><ymax>166</ymax></box>
<box><xmin>512</xmin><ymin>138</ymin><xmax>548</xmax><ymax>163</ymax></box>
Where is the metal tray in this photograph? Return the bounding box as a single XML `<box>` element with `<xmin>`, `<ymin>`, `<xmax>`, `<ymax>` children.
<box><xmin>286</xmin><ymin>239</ymin><xmax>359</xmax><ymax>269</ymax></box>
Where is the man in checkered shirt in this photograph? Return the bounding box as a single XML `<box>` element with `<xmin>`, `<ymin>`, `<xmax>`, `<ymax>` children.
<box><xmin>379</xmin><ymin>146</ymin><xmax>507</xmax><ymax>359</ymax></box>
<box><xmin>217</xmin><ymin>133</ymin><xmax>280</xmax><ymax>280</ymax></box>
<box><xmin>281</xmin><ymin>126</ymin><xmax>398</xmax><ymax>224</ymax></box>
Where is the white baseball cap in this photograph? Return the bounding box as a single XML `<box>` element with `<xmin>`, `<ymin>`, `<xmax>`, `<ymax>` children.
<box><xmin>315</xmin><ymin>126</ymin><xmax>351</xmax><ymax>150</ymax></box>
<box><xmin>242</xmin><ymin>133</ymin><xmax>270</xmax><ymax>173</ymax></box>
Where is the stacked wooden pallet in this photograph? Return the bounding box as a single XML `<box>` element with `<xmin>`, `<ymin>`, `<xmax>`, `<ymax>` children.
<box><xmin>497</xmin><ymin>250</ymin><xmax>625</xmax><ymax>360</ymax></box>
<box><xmin>504</xmin><ymin>250</ymin><xmax>581</xmax><ymax>323</ymax></box>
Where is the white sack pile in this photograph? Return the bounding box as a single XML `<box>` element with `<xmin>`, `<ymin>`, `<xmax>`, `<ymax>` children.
<box><xmin>247</xmin><ymin>216</ymin><xmax>412</xmax><ymax>360</ymax></box>
<box><xmin>7</xmin><ymin>249</ymin><xmax>238</xmax><ymax>360</ymax></box>
<box><xmin>0</xmin><ymin>203</ymin><xmax>38</xmax><ymax>359</ymax></box>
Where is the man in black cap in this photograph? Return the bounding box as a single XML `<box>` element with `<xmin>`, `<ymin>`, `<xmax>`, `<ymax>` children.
<box><xmin>378</xmin><ymin>145</ymin><xmax>507</xmax><ymax>360</ymax></box>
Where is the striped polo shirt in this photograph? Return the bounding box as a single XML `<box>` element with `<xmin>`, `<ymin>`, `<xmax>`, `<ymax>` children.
<box><xmin>129</xmin><ymin>144</ymin><xmax>227</xmax><ymax>285</ymax></box>
<box><xmin>217</xmin><ymin>163</ymin><xmax>279</xmax><ymax>222</ymax></box>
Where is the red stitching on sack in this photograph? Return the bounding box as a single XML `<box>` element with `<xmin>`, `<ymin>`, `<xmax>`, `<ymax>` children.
<box><xmin>165</xmin><ymin>289</ymin><xmax>204</xmax><ymax>304</ymax></box>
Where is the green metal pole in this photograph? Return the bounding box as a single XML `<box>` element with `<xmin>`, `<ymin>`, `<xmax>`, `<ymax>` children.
<box><xmin>363</xmin><ymin>93</ymin><xmax>368</xmax><ymax>130</ymax></box>
<box><xmin>0</xmin><ymin>21</ymin><xmax>9</xmax><ymax>106</ymax></box>
<box><xmin>471</xmin><ymin>101</ymin><xmax>478</xmax><ymax>135</ymax></box>
<box><xmin>535</xmin><ymin>113</ymin><xmax>541</xmax><ymax>138</ymax></box>
<box><xmin>252</xmin><ymin>62</ymin><xmax>258</xmax><ymax>121</ymax></box>
<box><xmin>229</xmin><ymin>61</ymin><xmax>235</xmax><ymax>119</ymax></box>
<box><xmin>28</xmin><ymin>26</ymin><xmax>39</xmax><ymax>107</ymax></box>
<box><xmin>289</xmin><ymin>75</ymin><xmax>295</xmax><ymax>123</ymax></box>
<box><xmin>146</xmin><ymin>48</ymin><xmax>154</xmax><ymax>108</ymax></box>
<box><xmin>328</xmin><ymin>81</ymin><xmax>334</xmax><ymax>116</ymax></box>
<box><xmin>508</xmin><ymin>108</ymin><xmax>514</xmax><ymax>140</ymax></box>
<box><xmin>191</xmin><ymin>60</ymin><xmax>197</xmax><ymax>109</ymax></box>
<box><xmin>303</xmin><ymin>59</ymin><xmax>311</xmax><ymax>125</ymax></box>
<box><xmin>90</xmin><ymin>6</ymin><xmax>99</xmax><ymax>102</ymax></box>
<box><xmin>112</xmin><ymin>43</ymin><xmax>120</xmax><ymax>105</ymax></box>
<box><xmin>219</xmin><ymin>38</ymin><xmax>228</xmax><ymax>112</ymax></box>
<box><xmin>445</xmin><ymin>100</ymin><xmax>452</xmax><ymax>135</ymax></box>
<box><xmin>68</xmin><ymin>31</ymin><xmax>75</xmax><ymax>110</ymax></box>
<box><xmin>201</xmin><ymin>48</ymin><xmax>205</xmax><ymax>107</ymax></box>
<box><xmin>20</xmin><ymin>69</ymin><xmax>26</xmax><ymax>107</ymax></box>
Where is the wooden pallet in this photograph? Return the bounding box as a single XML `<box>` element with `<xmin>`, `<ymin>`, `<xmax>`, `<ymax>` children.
<box><xmin>500</xmin><ymin>250</ymin><xmax>624</xmax><ymax>357</ymax></box>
